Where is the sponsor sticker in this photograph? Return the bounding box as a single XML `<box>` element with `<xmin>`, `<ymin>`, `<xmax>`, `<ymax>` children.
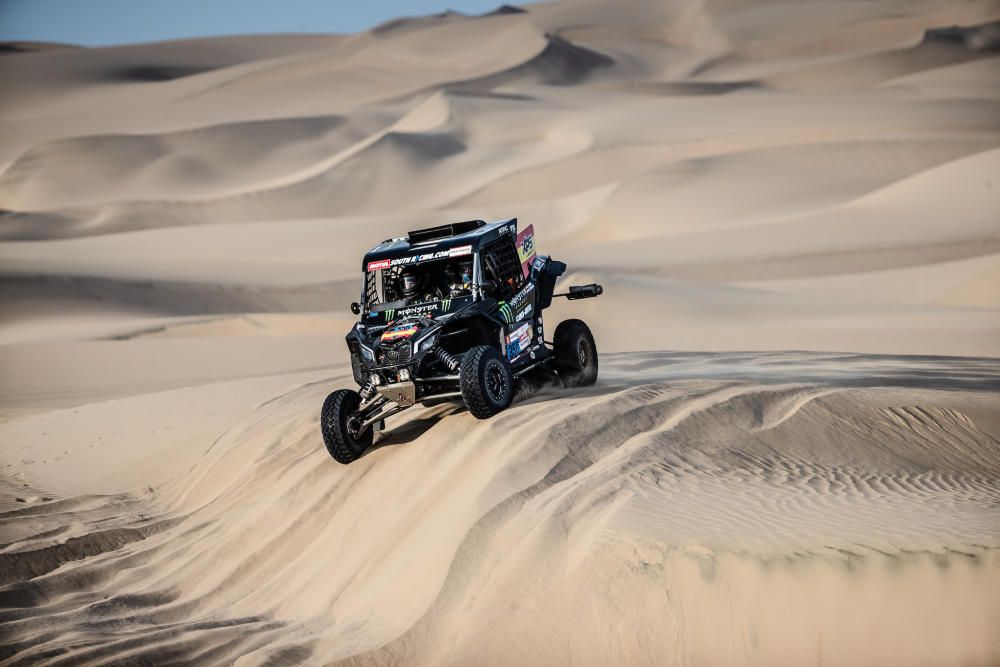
<box><xmin>396</xmin><ymin>302</ymin><xmax>440</xmax><ymax>318</ymax></box>
<box><xmin>381</xmin><ymin>325</ymin><xmax>418</xmax><ymax>342</ymax></box>
<box><xmin>498</xmin><ymin>284</ymin><xmax>535</xmax><ymax>322</ymax></box>
<box><xmin>369</xmin><ymin>250</ymin><xmax>461</xmax><ymax>272</ymax></box>
<box><xmin>516</xmin><ymin>224</ymin><xmax>536</xmax><ymax>277</ymax></box>
<box><xmin>505</xmin><ymin>322</ymin><xmax>532</xmax><ymax>359</ymax></box>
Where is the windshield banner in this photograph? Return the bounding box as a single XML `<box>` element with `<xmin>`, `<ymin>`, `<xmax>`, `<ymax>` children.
<box><xmin>368</xmin><ymin>295</ymin><xmax>472</xmax><ymax>323</ymax></box>
<box><xmin>367</xmin><ymin>245</ymin><xmax>471</xmax><ymax>272</ymax></box>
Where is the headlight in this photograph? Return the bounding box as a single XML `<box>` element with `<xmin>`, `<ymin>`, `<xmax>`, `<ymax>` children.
<box><xmin>398</xmin><ymin>368</ymin><xmax>411</xmax><ymax>381</ymax></box>
<box><xmin>415</xmin><ymin>332</ymin><xmax>439</xmax><ymax>354</ymax></box>
<box><xmin>360</xmin><ymin>345</ymin><xmax>375</xmax><ymax>361</ymax></box>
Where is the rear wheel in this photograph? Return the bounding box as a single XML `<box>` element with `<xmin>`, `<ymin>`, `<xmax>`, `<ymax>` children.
<box><xmin>554</xmin><ymin>319</ymin><xmax>598</xmax><ymax>387</ymax></box>
<box><xmin>460</xmin><ymin>346</ymin><xmax>514</xmax><ymax>419</ymax></box>
<box><xmin>320</xmin><ymin>389</ymin><xmax>373</xmax><ymax>464</ymax></box>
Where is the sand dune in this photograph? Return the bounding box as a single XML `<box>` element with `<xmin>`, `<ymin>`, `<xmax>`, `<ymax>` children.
<box><xmin>1</xmin><ymin>0</ymin><xmax>999</xmax><ymax>664</ymax></box>
<box><xmin>1</xmin><ymin>354</ymin><xmax>999</xmax><ymax>665</ymax></box>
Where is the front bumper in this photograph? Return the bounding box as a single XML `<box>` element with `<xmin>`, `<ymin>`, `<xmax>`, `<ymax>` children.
<box><xmin>358</xmin><ymin>329</ymin><xmax>451</xmax><ymax>388</ymax></box>
<box><xmin>364</xmin><ymin>339</ymin><xmax>433</xmax><ymax>378</ymax></box>
<box><xmin>376</xmin><ymin>381</ymin><xmax>417</xmax><ymax>407</ymax></box>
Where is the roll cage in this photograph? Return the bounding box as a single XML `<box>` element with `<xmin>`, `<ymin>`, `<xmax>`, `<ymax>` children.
<box><xmin>358</xmin><ymin>219</ymin><xmax>526</xmax><ymax>317</ymax></box>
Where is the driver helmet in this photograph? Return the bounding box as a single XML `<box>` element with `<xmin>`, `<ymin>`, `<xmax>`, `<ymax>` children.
<box><xmin>400</xmin><ymin>270</ymin><xmax>419</xmax><ymax>298</ymax></box>
<box><xmin>458</xmin><ymin>261</ymin><xmax>472</xmax><ymax>285</ymax></box>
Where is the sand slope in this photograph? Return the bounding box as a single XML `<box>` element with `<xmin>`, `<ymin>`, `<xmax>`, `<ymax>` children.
<box><xmin>2</xmin><ymin>354</ymin><xmax>999</xmax><ymax>665</ymax></box>
<box><xmin>1</xmin><ymin>0</ymin><xmax>1000</xmax><ymax>664</ymax></box>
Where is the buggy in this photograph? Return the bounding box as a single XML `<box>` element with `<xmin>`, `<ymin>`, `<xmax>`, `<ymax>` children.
<box><xmin>320</xmin><ymin>218</ymin><xmax>602</xmax><ymax>463</ymax></box>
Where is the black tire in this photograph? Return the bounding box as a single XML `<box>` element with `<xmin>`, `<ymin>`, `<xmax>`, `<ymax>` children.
<box><xmin>554</xmin><ymin>319</ymin><xmax>598</xmax><ymax>388</ymax></box>
<box><xmin>320</xmin><ymin>389</ymin><xmax>373</xmax><ymax>464</ymax></box>
<box><xmin>460</xmin><ymin>345</ymin><xmax>514</xmax><ymax>419</ymax></box>
<box><xmin>511</xmin><ymin>376</ymin><xmax>533</xmax><ymax>404</ymax></box>
<box><xmin>349</xmin><ymin>349</ymin><xmax>366</xmax><ymax>386</ymax></box>
<box><xmin>511</xmin><ymin>369</ymin><xmax>546</xmax><ymax>404</ymax></box>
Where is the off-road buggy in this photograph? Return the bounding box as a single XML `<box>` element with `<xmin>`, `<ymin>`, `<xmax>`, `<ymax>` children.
<box><xmin>320</xmin><ymin>218</ymin><xmax>602</xmax><ymax>464</ymax></box>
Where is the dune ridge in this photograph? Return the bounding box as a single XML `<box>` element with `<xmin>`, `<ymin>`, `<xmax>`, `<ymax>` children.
<box><xmin>1</xmin><ymin>0</ymin><xmax>998</xmax><ymax>354</ymax></box>
<box><xmin>1</xmin><ymin>354</ymin><xmax>999</xmax><ymax>665</ymax></box>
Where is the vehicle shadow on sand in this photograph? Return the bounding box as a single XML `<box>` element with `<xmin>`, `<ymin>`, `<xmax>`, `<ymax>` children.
<box><xmin>364</xmin><ymin>404</ymin><xmax>466</xmax><ymax>455</ymax></box>
<box><xmin>357</xmin><ymin>350</ymin><xmax>1000</xmax><ymax>459</ymax></box>
<box><xmin>360</xmin><ymin>376</ymin><xmax>583</xmax><ymax>457</ymax></box>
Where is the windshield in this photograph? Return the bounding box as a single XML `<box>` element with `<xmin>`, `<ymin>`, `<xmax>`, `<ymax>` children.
<box><xmin>364</xmin><ymin>256</ymin><xmax>474</xmax><ymax>312</ymax></box>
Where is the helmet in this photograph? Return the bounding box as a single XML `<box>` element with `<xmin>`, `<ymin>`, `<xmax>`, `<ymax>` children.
<box><xmin>400</xmin><ymin>270</ymin><xmax>419</xmax><ymax>298</ymax></box>
<box><xmin>458</xmin><ymin>261</ymin><xmax>472</xmax><ymax>285</ymax></box>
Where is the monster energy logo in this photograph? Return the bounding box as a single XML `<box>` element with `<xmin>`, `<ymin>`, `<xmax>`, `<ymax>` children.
<box><xmin>441</xmin><ymin>299</ymin><xmax>452</xmax><ymax>311</ymax></box>
<box><xmin>498</xmin><ymin>294</ymin><xmax>533</xmax><ymax>323</ymax></box>
<box><xmin>384</xmin><ymin>309</ymin><xmax>395</xmax><ymax>321</ymax></box>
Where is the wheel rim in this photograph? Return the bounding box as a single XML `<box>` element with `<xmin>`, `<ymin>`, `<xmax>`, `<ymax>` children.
<box><xmin>485</xmin><ymin>360</ymin><xmax>508</xmax><ymax>402</ymax></box>
<box><xmin>347</xmin><ymin>413</ymin><xmax>364</xmax><ymax>440</ymax></box>
<box><xmin>577</xmin><ymin>339</ymin><xmax>588</xmax><ymax>367</ymax></box>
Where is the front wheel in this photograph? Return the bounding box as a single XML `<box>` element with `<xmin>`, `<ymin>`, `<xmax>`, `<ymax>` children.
<box><xmin>553</xmin><ymin>319</ymin><xmax>598</xmax><ymax>388</ymax></box>
<box><xmin>460</xmin><ymin>346</ymin><xmax>514</xmax><ymax>419</ymax></box>
<box><xmin>320</xmin><ymin>389</ymin><xmax>373</xmax><ymax>464</ymax></box>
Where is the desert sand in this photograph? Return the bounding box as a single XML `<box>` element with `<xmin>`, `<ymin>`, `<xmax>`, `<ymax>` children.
<box><xmin>1</xmin><ymin>0</ymin><xmax>999</xmax><ymax>664</ymax></box>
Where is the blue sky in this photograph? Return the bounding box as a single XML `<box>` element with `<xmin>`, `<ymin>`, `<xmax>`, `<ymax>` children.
<box><xmin>0</xmin><ymin>0</ymin><xmax>516</xmax><ymax>46</ymax></box>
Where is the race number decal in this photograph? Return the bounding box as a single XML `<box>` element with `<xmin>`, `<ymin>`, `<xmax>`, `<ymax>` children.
<box><xmin>505</xmin><ymin>322</ymin><xmax>532</xmax><ymax>359</ymax></box>
<box><xmin>516</xmin><ymin>224</ymin><xmax>536</xmax><ymax>277</ymax></box>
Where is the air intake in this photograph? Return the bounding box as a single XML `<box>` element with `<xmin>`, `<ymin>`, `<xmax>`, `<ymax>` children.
<box><xmin>407</xmin><ymin>220</ymin><xmax>485</xmax><ymax>244</ymax></box>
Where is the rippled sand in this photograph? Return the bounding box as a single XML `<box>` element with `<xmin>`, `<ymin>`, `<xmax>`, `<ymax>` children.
<box><xmin>2</xmin><ymin>353</ymin><xmax>999</xmax><ymax>664</ymax></box>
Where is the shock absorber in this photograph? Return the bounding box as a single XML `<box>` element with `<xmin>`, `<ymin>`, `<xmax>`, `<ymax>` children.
<box><xmin>359</xmin><ymin>376</ymin><xmax>378</xmax><ymax>400</ymax></box>
<box><xmin>434</xmin><ymin>347</ymin><xmax>460</xmax><ymax>372</ymax></box>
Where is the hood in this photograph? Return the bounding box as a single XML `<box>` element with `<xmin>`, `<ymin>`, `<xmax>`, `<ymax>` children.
<box><xmin>379</xmin><ymin>319</ymin><xmax>424</xmax><ymax>345</ymax></box>
<box><xmin>364</xmin><ymin>294</ymin><xmax>475</xmax><ymax>327</ymax></box>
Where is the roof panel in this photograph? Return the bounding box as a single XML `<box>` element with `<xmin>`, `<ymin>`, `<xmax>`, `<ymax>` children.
<box><xmin>361</xmin><ymin>218</ymin><xmax>517</xmax><ymax>271</ymax></box>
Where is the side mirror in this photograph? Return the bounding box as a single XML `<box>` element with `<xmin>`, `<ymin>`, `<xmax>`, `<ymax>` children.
<box><xmin>567</xmin><ymin>284</ymin><xmax>603</xmax><ymax>300</ymax></box>
<box><xmin>545</xmin><ymin>260</ymin><xmax>567</xmax><ymax>277</ymax></box>
<box><xmin>350</xmin><ymin>302</ymin><xmax>361</xmax><ymax>315</ymax></box>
